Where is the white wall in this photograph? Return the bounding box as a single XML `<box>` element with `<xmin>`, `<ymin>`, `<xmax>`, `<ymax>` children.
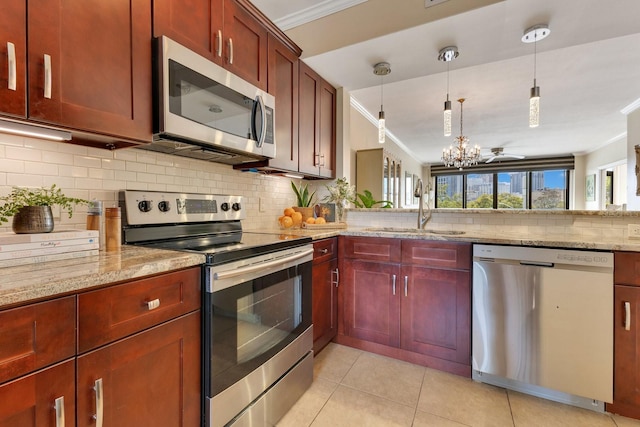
<box><xmin>0</xmin><ymin>133</ymin><xmax>300</xmax><ymax>233</ymax></box>
<box><xmin>580</xmin><ymin>136</ymin><xmax>627</xmax><ymax>210</ymax></box>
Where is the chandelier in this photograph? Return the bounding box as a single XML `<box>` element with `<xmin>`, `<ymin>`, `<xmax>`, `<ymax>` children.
<box><xmin>441</xmin><ymin>98</ymin><xmax>481</xmax><ymax>170</ymax></box>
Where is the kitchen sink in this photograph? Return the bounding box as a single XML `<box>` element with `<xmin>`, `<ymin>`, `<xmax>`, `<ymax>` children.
<box><xmin>364</xmin><ymin>227</ymin><xmax>465</xmax><ymax>235</ymax></box>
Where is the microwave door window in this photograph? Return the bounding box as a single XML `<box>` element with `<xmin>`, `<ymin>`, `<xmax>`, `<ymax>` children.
<box><xmin>169</xmin><ymin>60</ymin><xmax>253</xmax><ymax>139</ymax></box>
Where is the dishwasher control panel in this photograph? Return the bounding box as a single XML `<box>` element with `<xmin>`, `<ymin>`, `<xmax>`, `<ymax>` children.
<box><xmin>473</xmin><ymin>244</ymin><xmax>613</xmax><ymax>268</ymax></box>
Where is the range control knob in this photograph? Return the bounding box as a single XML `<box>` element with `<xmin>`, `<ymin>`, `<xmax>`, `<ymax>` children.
<box><xmin>232</xmin><ymin>202</ymin><xmax>241</xmax><ymax>211</ymax></box>
<box><xmin>220</xmin><ymin>202</ymin><xmax>230</xmax><ymax>212</ymax></box>
<box><xmin>138</xmin><ymin>200</ymin><xmax>153</xmax><ymax>212</ymax></box>
<box><xmin>158</xmin><ymin>200</ymin><xmax>170</xmax><ymax>212</ymax></box>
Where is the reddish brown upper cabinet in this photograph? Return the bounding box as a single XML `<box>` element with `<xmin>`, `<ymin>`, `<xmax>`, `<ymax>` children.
<box><xmin>266</xmin><ymin>34</ymin><xmax>299</xmax><ymax>172</ymax></box>
<box><xmin>0</xmin><ymin>0</ymin><xmax>27</xmax><ymax>118</ymax></box>
<box><xmin>298</xmin><ymin>61</ymin><xmax>336</xmax><ymax>179</ymax></box>
<box><xmin>153</xmin><ymin>0</ymin><xmax>268</xmax><ymax>90</ymax></box>
<box><xmin>607</xmin><ymin>252</ymin><xmax>640</xmax><ymax>419</ymax></box>
<box><xmin>338</xmin><ymin>236</ymin><xmax>471</xmax><ymax>377</ymax></box>
<box><xmin>22</xmin><ymin>0</ymin><xmax>152</xmax><ymax>146</ymax></box>
<box><xmin>312</xmin><ymin>237</ymin><xmax>339</xmax><ymax>354</ymax></box>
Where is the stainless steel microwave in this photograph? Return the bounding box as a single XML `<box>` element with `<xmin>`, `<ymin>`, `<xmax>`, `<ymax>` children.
<box><xmin>144</xmin><ymin>36</ymin><xmax>275</xmax><ymax>165</ymax></box>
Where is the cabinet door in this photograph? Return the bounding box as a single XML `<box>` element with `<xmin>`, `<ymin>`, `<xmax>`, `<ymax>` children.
<box><xmin>0</xmin><ymin>359</ymin><xmax>75</xmax><ymax>427</ymax></box>
<box><xmin>0</xmin><ymin>0</ymin><xmax>27</xmax><ymax>118</ymax></box>
<box><xmin>0</xmin><ymin>296</ymin><xmax>75</xmax><ymax>384</ymax></box>
<box><xmin>318</xmin><ymin>79</ymin><xmax>336</xmax><ymax>178</ymax></box>
<box><xmin>298</xmin><ymin>61</ymin><xmax>320</xmax><ymax>176</ymax></box>
<box><xmin>607</xmin><ymin>285</ymin><xmax>640</xmax><ymax>418</ymax></box>
<box><xmin>313</xmin><ymin>258</ymin><xmax>338</xmax><ymax>353</ymax></box>
<box><xmin>153</xmin><ymin>0</ymin><xmax>223</xmax><ymax>61</ymax></box>
<box><xmin>27</xmin><ymin>0</ymin><xmax>152</xmax><ymax>142</ymax></box>
<box><xmin>266</xmin><ymin>34</ymin><xmax>299</xmax><ymax>171</ymax></box>
<box><xmin>401</xmin><ymin>265</ymin><xmax>470</xmax><ymax>364</ymax></box>
<box><xmin>223</xmin><ymin>0</ymin><xmax>267</xmax><ymax>90</ymax></box>
<box><xmin>342</xmin><ymin>259</ymin><xmax>400</xmax><ymax>347</ymax></box>
<box><xmin>77</xmin><ymin>312</ymin><xmax>201</xmax><ymax>427</ymax></box>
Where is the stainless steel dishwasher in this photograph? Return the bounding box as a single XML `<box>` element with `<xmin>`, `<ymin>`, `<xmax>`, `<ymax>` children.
<box><xmin>472</xmin><ymin>244</ymin><xmax>613</xmax><ymax>411</ymax></box>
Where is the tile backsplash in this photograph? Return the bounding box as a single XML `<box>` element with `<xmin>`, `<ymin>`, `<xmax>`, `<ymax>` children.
<box><xmin>0</xmin><ymin>134</ymin><xmax>297</xmax><ymax>232</ymax></box>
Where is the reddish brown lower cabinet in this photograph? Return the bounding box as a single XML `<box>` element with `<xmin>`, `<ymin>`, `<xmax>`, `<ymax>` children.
<box><xmin>338</xmin><ymin>236</ymin><xmax>471</xmax><ymax>377</ymax></box>
<box><xmin>607</xmin><ymin>251</ymin><xmax>640</xmax><ymax>419</ymax></box>
<box><xmin>77</xmin><ymin>312</ymin><xmax>201</xmax><ymax>427</ymax></box>
<box><xmin>0</xmin><ymin>359</ymin><xmax>75</xmax><ymax>427</ymax></box>
<box><xmin>312</xmin><ymin>237</ymin><xmax>338</xmax><ymax>354</ymax></box>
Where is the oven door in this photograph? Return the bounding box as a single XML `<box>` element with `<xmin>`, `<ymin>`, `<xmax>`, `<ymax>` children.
<box><xmin>204</xmin><ymin>245</ymin><xmax>313</xmax><ymax>427</ymax></box>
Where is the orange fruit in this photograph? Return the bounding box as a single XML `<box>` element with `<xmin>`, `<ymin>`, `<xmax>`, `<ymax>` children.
<box><xmin>315</xmin><ymin>217</ymin><xmax>326</xmax><ymax>224</ymax></box>
<box><xmin>305</xmin><ymin>217</ymin><xmax>316</xmax><ymax>224</ymax></box>
<box><xmin>291</xmin><ymin>211</ymin><xmax>302</xmax><ymax>221</ymax></box>
<box><xmin>284</xmin><ymin>207</ymin><xmax>295</xmax><ymax>217</ymax></box>
<box><xmin>281</xmin><ymin>216</ymin><xmax>294</xmax><ymax>228</ymax></box>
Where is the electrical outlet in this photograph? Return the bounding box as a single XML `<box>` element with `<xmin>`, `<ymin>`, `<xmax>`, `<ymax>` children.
<box><xmin>629</xmin><ymin>224</ymin><xmax>640</xmax><ymax>239</ymax></box>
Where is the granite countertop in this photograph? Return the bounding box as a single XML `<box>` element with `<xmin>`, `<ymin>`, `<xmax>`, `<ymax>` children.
<box><xmin>0</xmin><ymin>245</ymin><xmax>205</xmax><ymax>309</ymax></box>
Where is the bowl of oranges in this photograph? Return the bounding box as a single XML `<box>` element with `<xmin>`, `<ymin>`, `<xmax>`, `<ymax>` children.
<box><xmin>278</xmin><ymin>207</ymin><xmax>326</xmax><ymax>229</ymax></box>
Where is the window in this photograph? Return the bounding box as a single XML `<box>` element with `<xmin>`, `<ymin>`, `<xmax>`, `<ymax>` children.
<box><xmin>435</xmin><ymin>169</ymin><xmax>569</xmax><ymax>210</ymax></box>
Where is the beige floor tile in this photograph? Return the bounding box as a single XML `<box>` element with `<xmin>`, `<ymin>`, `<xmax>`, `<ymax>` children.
<box><xmin>508</xmin><ymin>391</ymin><xmax>616</xmax><ymax>427</ymax></box>
<box><xmin>413</xmin><ymin>409</ymin><xmax>471</xmax><ymax>426</ymax></box>
<box><xmin>612</xmin><ymin>414</ymin><xmax>640</xmax><ymax>427</ymax></box>
<box><xmin>417</xmin><ymin>368</ymin><xmax>514</xmax><ymax>427</ymax></box>
<box><xmin>276</xmin><ymin>377</ymin><xmax>338</xmax><ymax>427</ymax></box>
<box><xmin>313</xmin><ymin>343</ymin><xmax>362</xmax><ymax>383</ymax></box>
<box><xmin>310</xmin><ymin>385</ymin><xmax>415</xmax><ymax>427</ymax></box>
<box><xmin>341</xmin><ymin>352</ymin><xmax>425</xmax><ymax>407</ymax></box>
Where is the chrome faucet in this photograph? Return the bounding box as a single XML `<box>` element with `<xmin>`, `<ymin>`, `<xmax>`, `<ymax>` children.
<box><xmin>414</xmin><ymin>178</ymin><xmax>432</xmax><ymax>229</ymax></box>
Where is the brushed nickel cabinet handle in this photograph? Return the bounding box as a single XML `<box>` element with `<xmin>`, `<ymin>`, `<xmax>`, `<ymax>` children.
<box><xmin>54</xmin><ymin>396</ymin><xmax>65</xmax><ymax>427</ymax></box>
<box><xmin>392</xmin><ymin>274</ymin><xmax>396</xmax><ymax>296</ymax></box>
<box><xmin>625</xmin><ymin>301</ymin><xmax>631</xmax><ymax>331</ymax></box>
<box><xmin>314</xmin><ymin>154</ymin><xmax>320</xmax><ymax>166</ymax></box>
<box><xmin>404</xmin><ymin>276</ymin><xmax>408</xmax><ymax>297</ymax></box>
<box><xmin>44</xmin><ymin>54</ymin><xmax>52</xmax><ymax>99</ymax></box>
<box><xmin>7</xmin><ymin>42</ymin><xmax>16</xmax><ymax>91</ymax></box>
<box><xmin>331</xmin><ymin>268</ymin><xmax>339</xmax><ymax>288</ymax></box>
<box><xmin>216</xmin><ymin>30</ymin><xmax>222</xmax><ymax>57</ymax></box>
<box><xmin>146</xmin><ymin>298</ymin><xmax>160</xmax><ymax>310</ymax></box>
<box><xmin>227</xmin><ymin>38</ymin><xmax>233</xmax><ymax>64</ymax></box>
<box><xmin>93</xmin><ymin>378</ymin><xmax>103</xmax><ymax>427</ymax></box>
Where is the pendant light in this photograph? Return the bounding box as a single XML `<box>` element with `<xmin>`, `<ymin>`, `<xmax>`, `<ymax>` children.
<box><xmin>438</xmin><ymin>46</ymin><xmax>458</xmax><ymax>137</ymax></box>
<box><xmin>373</xmin><ymin>62</ymin><xmax>391</xmax><ymax>144</ymax></box>
<box><xmin>522</xmin><ymin>24</ymin><xmax>550</xmax><ymax>128</ymax></box>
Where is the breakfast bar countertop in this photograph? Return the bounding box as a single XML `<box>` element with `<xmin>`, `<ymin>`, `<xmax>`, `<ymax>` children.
<box><xmin>0</xmin><ymin>245</ymin><xmax>205</xmax><ymax>309</ymax></box>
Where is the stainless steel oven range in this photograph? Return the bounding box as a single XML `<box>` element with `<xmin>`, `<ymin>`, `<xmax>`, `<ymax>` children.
<box><xmin>120</xmin><ymin>190</ymin><xmax>313</xmax><ymax>427</ymax></box>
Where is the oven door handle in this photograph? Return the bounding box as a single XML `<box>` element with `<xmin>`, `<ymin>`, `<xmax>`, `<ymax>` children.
<box><xmin>213</xmin><ymin>248</ymin><xmax>313</xmax><ymax>281</ymax></box>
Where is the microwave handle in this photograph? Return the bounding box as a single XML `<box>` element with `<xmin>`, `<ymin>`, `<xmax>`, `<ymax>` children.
<box><xmin>252</xmin><ymin>95</ymin><xmax>267</xmax><ymax>147</ymax></box>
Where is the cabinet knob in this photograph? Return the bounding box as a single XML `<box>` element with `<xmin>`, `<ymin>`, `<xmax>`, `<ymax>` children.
<box><xmin>146</xmin><ymin>299</ymin><xmax>160</xmax><ymax>310</ymax></box>
<box><xmin>320</xmin><ymin>248</ymin><xmax>329</xmax><ymax>254</ymax></box>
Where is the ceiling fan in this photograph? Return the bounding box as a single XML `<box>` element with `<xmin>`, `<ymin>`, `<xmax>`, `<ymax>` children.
<box><xmin>484</xmin><ymin>147</ymin><xmax>525</xmax><ymax>163</ymax></box>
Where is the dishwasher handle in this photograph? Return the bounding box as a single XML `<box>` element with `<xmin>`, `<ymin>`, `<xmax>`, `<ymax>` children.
<box><xmin>519</xmin><ymin>261</ymin><xmax>555</xmax><ymax>268</ymax></box>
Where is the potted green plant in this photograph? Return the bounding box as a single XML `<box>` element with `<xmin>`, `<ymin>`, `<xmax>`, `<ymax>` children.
<box><xmin>324</xmin><ymin>177</ymin><xmax>356</xmax><ymax>223</ymax></box>
<box><xmin>352</xmin><ymin>190</ymin><xmax>393</xmax><ymax>209</ymax></box>
<box><xmin>0</xmin><ymin>185</ymin><xmax>88</xmax><ymax>234</ymax></box>
<box><xmin>291</xmin><ymin>181</ymin><xmax>316</xmax><ymax>221</ymax></box>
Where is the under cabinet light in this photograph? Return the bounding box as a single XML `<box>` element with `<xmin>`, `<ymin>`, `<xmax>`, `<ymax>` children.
<box><xmin>0</xmin><ymin>119</ymin><xmax>72</xmax><ymax>141</ymax></box>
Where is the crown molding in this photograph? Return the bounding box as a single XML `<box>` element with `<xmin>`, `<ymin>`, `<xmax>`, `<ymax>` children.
<box><xmin>275</xmin><ymin>0</ymin><xmax>367</xmax><ymax>31</ymax></box>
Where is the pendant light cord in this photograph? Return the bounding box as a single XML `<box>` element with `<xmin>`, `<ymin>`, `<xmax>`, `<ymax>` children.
<box><xmin>446</xmin><ymin>62</ymin><xmax>450</xmax><ymax>101</ymax></box>
<box><xmin>380</xmin><ymin>75</ymin><xmax>384</xmax><ymax>111</ymax></box>
<box><xmin>459</xmin><ymin>100</ymin><xmax>463</xmax><ymax>135</ymax></box>
<box><xmin>533</xmin><ymin>33</ymin><xmax>537</xmax><ymax>85</ymax></box>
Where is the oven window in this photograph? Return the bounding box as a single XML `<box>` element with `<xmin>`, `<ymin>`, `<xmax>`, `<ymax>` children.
<box><xmin>206</xmin><ymin>262</ymin><xmax>311</xmax><ymax>396</ymax></box>
<box><xmin>169</xmin><ymin>59</ymin><xmax>254</xmax><ymax>139</ymax></box>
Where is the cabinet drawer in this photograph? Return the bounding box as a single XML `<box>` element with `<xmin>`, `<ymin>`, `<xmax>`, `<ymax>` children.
<box><xmin>339</xmin><ymin>236</ymin><xmax>401</xmax><ymax>263</ymax></box>
<box><xmin>402</xmin><ymin>240</ymin><xmax>471</xmax><ymax>270</ymax></box>
<box><xmin>0</xmin><ymin>296</ymin><xmax>75</xmax><ymax>384</ymax></box>
<box><xmin>615</xmin><ymin>252</ymin><xmax>640</xmax><ymax>286</ymax></box>
<box><xmin>78</xmin><ymin>267</ymin><xmax>201</xmax><ymax>352</ymax></box>
<box><xmin>313</xmin><ymin>237</ymin><xmax>337</xmax><ymax>264</ymax></box>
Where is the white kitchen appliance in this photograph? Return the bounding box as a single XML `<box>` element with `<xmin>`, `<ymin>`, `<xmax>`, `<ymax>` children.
<box><xmin>472</xmin><ymin>244</ymin><xmax>613</xmax><ymax>411</ymax></box>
